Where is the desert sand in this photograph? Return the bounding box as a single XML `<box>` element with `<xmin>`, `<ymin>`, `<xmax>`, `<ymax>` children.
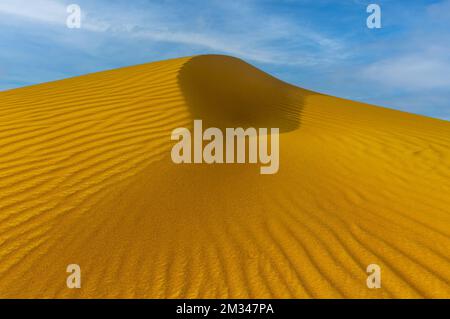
<box><xmin>0</xmin><ymin>55</ymin><xmax>449</xmax><ymax>298</ymax></box>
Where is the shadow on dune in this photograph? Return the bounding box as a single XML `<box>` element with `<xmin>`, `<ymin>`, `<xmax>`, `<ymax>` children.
<box><xmin>178</xmin><ymin>55</ymin><xmax>307</xmax><ymax>133</ymax></box>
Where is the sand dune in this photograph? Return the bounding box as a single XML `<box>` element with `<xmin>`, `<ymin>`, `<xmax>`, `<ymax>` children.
<box><xmin>0</xmin><ymin>55</ymin><xmax>449</xmax><ymax>298</ymax></box>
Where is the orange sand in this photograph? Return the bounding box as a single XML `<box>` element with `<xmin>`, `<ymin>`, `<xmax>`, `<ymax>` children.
<box><xmin>0</xmin><ymin>55</ymin><xmax>449</xmax><ymax>298</ymax></box>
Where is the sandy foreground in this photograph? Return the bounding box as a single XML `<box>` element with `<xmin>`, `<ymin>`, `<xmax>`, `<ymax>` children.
<box><xmin>0</xmin><ymin>55</ymin><xmax>449</xmax><ymax>298</ymax></box>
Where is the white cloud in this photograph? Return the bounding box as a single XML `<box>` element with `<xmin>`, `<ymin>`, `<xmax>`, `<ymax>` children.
<box><xmin>0</xmin><ymin>0</ymin><xmax>346</xmax><ymax>66</ymax></box>
<box><xmin>363</xmin><ymin>55</ymin><xmax>450</xmax><ymax>90</ymax></box>
<box><xmin>0</xmin><ymin>0</ymin><xmax>67</xmax><ymax>25</ymax></box>
<box><xmin>359</xmin><ymin>0</ymin><xmax>450</xmax><ymax>97</ymax></box>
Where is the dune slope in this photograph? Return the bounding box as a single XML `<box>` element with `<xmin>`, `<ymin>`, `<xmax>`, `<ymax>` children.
<box><xmin>0</xmin><ymin>55</ymin><xmax>449</xmax><ymax>298</ymax></box>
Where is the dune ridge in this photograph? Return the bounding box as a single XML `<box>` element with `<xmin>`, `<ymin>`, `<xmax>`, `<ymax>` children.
<box><xmin>0</xmin><ymin>55</ymin><xmax>449</xmax><ymax>298</ymax></box>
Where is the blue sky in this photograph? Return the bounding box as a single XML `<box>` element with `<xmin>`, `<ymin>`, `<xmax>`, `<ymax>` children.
<box><xmin>1</xmin><ymin>0</ymin><xmax>449</xmax><ymax>120</ymax></box>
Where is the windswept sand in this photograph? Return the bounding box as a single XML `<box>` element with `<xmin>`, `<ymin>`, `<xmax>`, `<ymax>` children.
<box><xmin>0</xmin><ymin>55</ymin><xmax>449</xmax><ymax>298</ymax></box>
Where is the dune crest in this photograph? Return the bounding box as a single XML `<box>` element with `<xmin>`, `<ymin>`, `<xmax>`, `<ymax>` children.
<box><xmin>179</xmin><ymin>55</ymin><xmax>303</xmax><ymax>131</ymax></box>
<box><xmin>0</xmin><ymin>55</ymin><xmax>449</xmax><ymax>298</ymax></box>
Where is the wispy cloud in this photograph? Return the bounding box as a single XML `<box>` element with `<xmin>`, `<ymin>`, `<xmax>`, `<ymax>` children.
<box><xmin>361</xmin><ymin>0</ymin><xmax>450</xmax><ymax>91</ymax></box>
<box><xmin>0</xmin><ymin>0</ymin><xmax>448</xmax><ymax>121</ymax></box>
<box><xmin>348</xmin><ymin>0</ymin><xmax>450</xmax><ymax>119</ymax></box>
<box><xmin>0</xmin><ymin>0</ymin><xmax>346</xmax><ymax>66</ymax></box>
<box><xmin>0</xmin><ymin>0</ymin><xmax>67</xmax><ymax>25</ymax></box>
<box><xmin>363</xmin><ymin>55</ymin><xmax>450</xmax><ymax>90</ymax></box>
